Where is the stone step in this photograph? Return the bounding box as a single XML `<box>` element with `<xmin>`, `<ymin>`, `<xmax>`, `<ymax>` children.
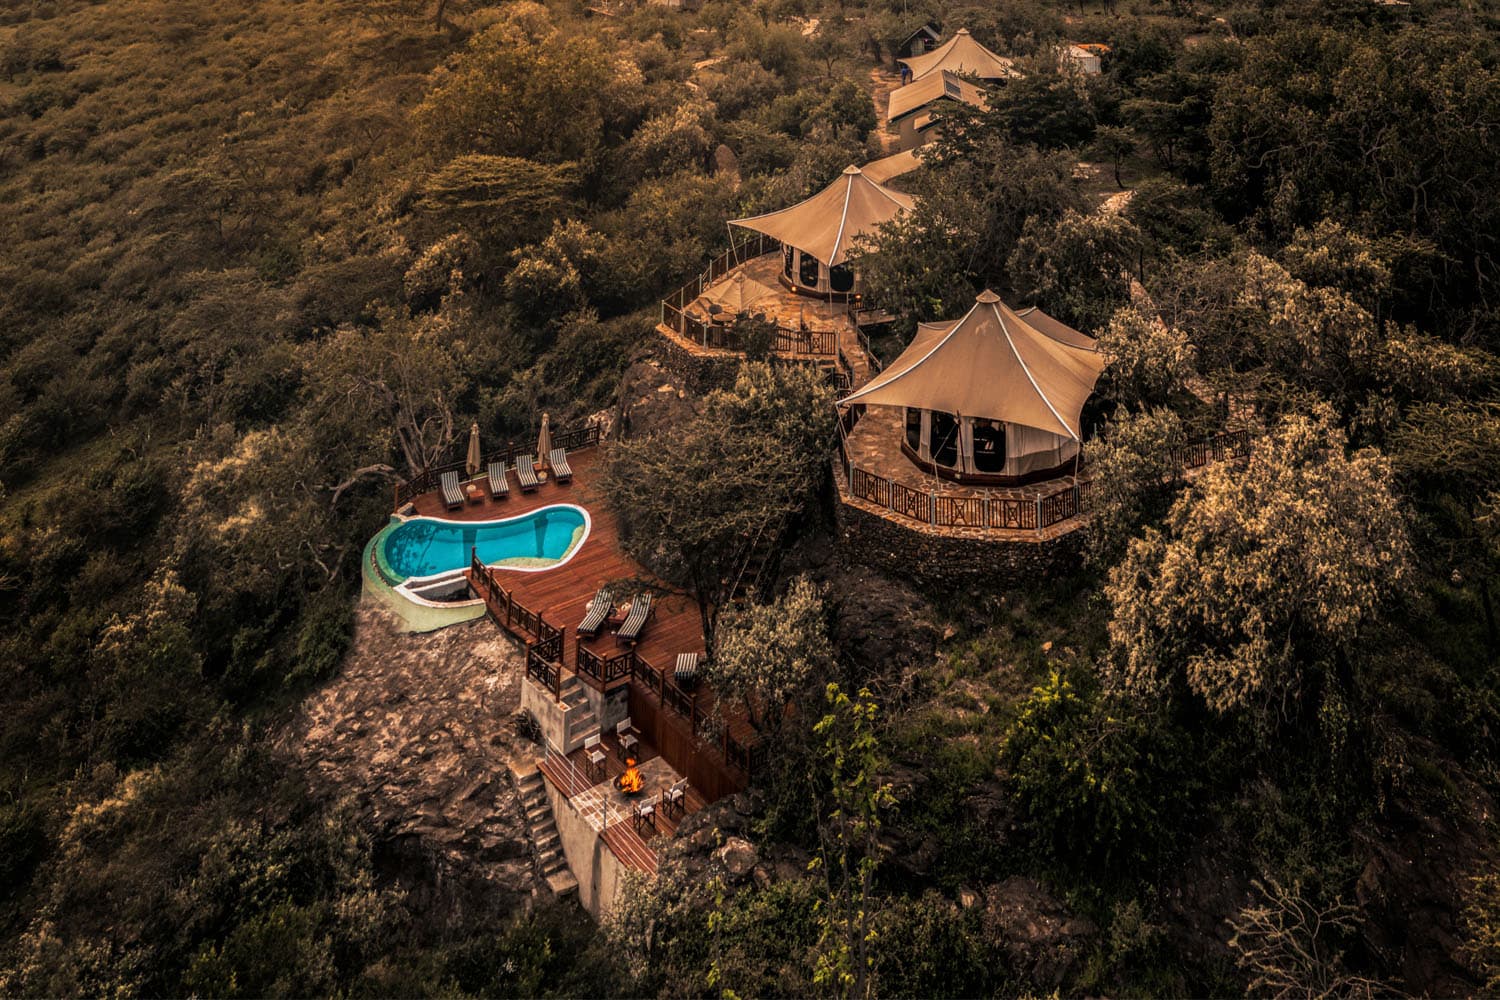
<box><xmin>546</xmin><ymin>870</ymin><xmax>579</xmax><ymax>897</ymax></box>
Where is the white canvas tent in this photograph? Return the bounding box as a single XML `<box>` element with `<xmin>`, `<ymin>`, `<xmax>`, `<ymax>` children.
<box><xmin>898</xmin><ymin>28</ymin><xmax>1019</xmax><ymax>83</ymax></box>
<box><xmin>841</xmin><ymin>290</ymin><xmax>1105</xmax><ymax>481</ymax></box>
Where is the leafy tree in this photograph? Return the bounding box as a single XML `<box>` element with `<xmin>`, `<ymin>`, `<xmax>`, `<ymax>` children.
<box><xmin>705</xmin><ymin>576</ymin><xmax>833</xmax><ymax>735</ymax></box>
<box><xmin>988</xmin><ymin>70</ymin><xmax>1097</xmax><ymax>150</ymax></box>
<box><xmin>1092</xmin><ymin>125</ymin><xmax>1136</xmax><ymax>188</ymax></box>
<box><xmin>1008</xmin><ymin>208</ymin><xmax>1140</xmax><ymax>332</ymax></box>
<box><xmin>810</xmin><ymin>684</ymin><xmax>894</xmax><ymax>1000</ymax></box>
<box><xmin>1105</xmin><ymin>411</ymin><xmax>1412</xmax><ymax>726</ymax></box>
<box><xmin>1002</xmin><ymin>665</ymin><xmax>1190</xmax><ymax>874</ymax></box>
<box><xmin>602</xmin><ymin>363</ymin><xmax>833</xmax><ymax>649</ymax></box>
<box><xmin>418</xmin><ymin>155</ymin><xmax>577</xmax><ymax>255</ymax></box>
<box><xmin>1084</xmin><ymin>408</ymin><xmax>1187</xmax><ymax>569</ymax></box>
<box><xmin>1096</xmin><ymin>305</ymin><xmax>1197</xmax><ymax>411</ymax></box>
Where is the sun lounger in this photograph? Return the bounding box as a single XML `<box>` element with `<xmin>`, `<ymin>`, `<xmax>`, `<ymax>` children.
<box><xmin>577</xmin><ymin>587</ymin><xmax>613</xmax><ymax>638</ymax></box>
<box><xmin>674</xmin><ymin>653</ymin><xmax>700</xmax><ymax>688</ymax></box>
<box><xmin>614</xmin><ymin>593</ymin><xmax>654</xmax><ymax>647</ymax></box>
<box><xmin>549</xmin><ymin>448</ymin><xmax>573</xmax><ymax>484</ymax></box>
<box><xmin>486</xmin><ymin>461</ymin><xmax>509</xmax><ymax>499</ymax></box>
<box><xmin>516</xmin><ymin>454</ymin><xmax>539</xmax><ymax>493</ymax></box>
<box><xmin>440</xmin><ymin>470</ymin><xmax>464</xmax><ymax>511</ymax></box>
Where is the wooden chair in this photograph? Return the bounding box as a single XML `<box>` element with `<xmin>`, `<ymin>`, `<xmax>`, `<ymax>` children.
<box><xmin>515</xmin><ymin>454</ymin><xmax>539</xmax><ymax>493</ymax></box>
<box><xmin>615</xmin><ymin>718</ymin><xmax>638</xmax><ymax>760</ymax></box>
<box><xmin>632</xmin><ymin>794</ymin><xmax>657</xmax><ymax>834</ymax></box>
<box><xmin>663</xmin><ymin>779</ymin><xmax>688</xmax><ymax>818</ymax></box>
<box><xmin>486</xmin><ymin>461</ymin><xmax>510</xmax><ymax>499</ymax></box>
<box><xmin>583</xmin><ymin>732</ymin><xmax>607</xmax><ymax>781</ymax></box>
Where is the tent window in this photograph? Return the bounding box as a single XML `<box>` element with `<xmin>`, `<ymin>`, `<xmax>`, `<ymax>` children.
<box><xmin>799</xmin><ymin>252</ymin><xmax>821</xmax><ymax>288</ymax></box>
<box><xmin>930</xmin><ymin>411</ymin><xmax>959</xmax><ymax>468</ymax></box>
<box><xmin>783</xmin><ymin>245</ymin><xmax>794</xmax><ymax>279</ymax></box>
<box><xmin>905</xmin><ymin>408</ymin><xmax>922</xmax><ymax>450</ymax></box>
<box><xmin>972</xmin><ymin>420</ymin><xmax>1006</xmax><ymax>473</ymax></box>
<box><xmin>829</xmin><ymin>264</ymin><xmax>855</xmax><ymax>293</ymax></box>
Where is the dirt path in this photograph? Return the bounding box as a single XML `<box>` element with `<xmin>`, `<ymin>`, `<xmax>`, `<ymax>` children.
<box><xmin>280</xmin><ymin>597</ymin><xmax>539</xmax><ymax>900</ymax></box>
<box><xmin>868</xmin><ymin>65</ymin><xmax>903</xmax><ymax>154</ymax></box>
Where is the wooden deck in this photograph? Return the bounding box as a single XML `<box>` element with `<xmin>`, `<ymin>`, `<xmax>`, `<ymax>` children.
<box><xmin>538</xmin><ymin>728</ymin><xmax>709</xmax><ymax>876</ymax></box>
<box><xmin>412</xmin><ymin>449</ymin><xmax>757</xmax><ymax>802</ymax></box>
<box><xmin>413</xmin><ymin>449</ymin><xmax>709</xmax><ymax>676</ymax></box>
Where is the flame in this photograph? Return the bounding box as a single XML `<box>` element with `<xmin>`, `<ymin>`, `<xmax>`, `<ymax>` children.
<box><xmin>617</xmin><ymin>758</ymin><xmax>643</xmax><ymax>794</ymax></box>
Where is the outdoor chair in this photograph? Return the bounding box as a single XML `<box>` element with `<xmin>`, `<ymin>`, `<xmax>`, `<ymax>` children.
<box><xmin>663</xmin><ymin>779</ymin><xmax>688</xmax><ymax>818</ymax></box>
<box><xmin>632</xmin><ymin>795</ymin><xmax>656</xmax><ymax>834</ymax></box>
<box><xmin>673</xmin><ymin>653</ymin><xmax>700</xmax><ymax>689</ymax></box>
<box><xmin>549</xmin><ymin>447</ymin><xmax>573</xmax><ymax>484</ymax></box>
<box><xmin>616</xmin><ymin>718</ymin><xmax>638</xmax><ymax>760</ymax></box>
<box><xmin>577</xmin><ymin>587</ymin><xmax>613</xmax><ymax>639</ymax></box>
<box><xmin>584</xmin><ymin>732</ymin><xmax>607</xmax><ymax>781</ymax></box>
<box><xmin>440</xmin><ymin>471</ymin><xmax>464</xmax><ymax>511</ymax></box>
<box><xmin>516</xmin><ymin>454</ymin><xmax>539</xmax><ymax>493</ymax></box>
<box><xmin>486</xmin><ymin>461</ymin><xmax>510</xmax><ymax>500</ymax></box>
<box><xmin>614</xmin><ymin>593</ymin><xmax>654</xmax><ymax>647</ymax></box>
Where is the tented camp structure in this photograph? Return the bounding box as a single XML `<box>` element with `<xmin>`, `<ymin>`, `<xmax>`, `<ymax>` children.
<box><xmin>840</xmin><ymin>290</ymin><xmax>1105</xmax><ymax>484</ymax></box>
<box><xmin>729</xmin><ymin>165</ymin><xmax>914</xmax><ymax>299</ymax></box>
<box><xmin>897</xmin><ymin>28</ymin><xmax>1019</xmax><ymax>83</ymax></box>
<box><xmin>886</xmin><ymin>69</ymin><xmax>990</xmax><ymax>150</ymax></box>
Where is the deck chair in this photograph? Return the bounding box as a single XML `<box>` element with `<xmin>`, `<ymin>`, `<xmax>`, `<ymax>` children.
<box><xmin>486</xmin><ymin>461</ymin><xmax>510</xmax><ymax>499</ymax></box>
<box><xmin>663</xmin><ymin>779</ymin><xmax>688</xmax><ymax>817</ymax></box>
<box><xmin>614</xmin><ymin>593</ymin><xmax>654</xmax><ymax>647</ymax></box>
<box><xmin>583</xmin><ymin>732</ymin><xmax>607</xmax><ymax>780</ymax></box>
<box><xmin>577</xmin><ymin>587</ymin><xmax>613</xmax><ymax>639</ymax></box>
<box><xmin>440</xmin><ymin>470</ymin><xmax>464</xmax><ymax>511</ymax></box>
<box><xmin>516</xmin><ymin>454</ymin><xmax>539</xmax><ymax>493</ymax></box>
<box><xmin>632</xmin><ymin>794</ymin><xmax>657</xmax><ymax>834</ymax></box>
<box><xmin>674</xmin><ymin>653</ymin><xmax>700</xmax><ymax>688</ymax></box>
<box><xmin>549</xmin><ymin>448</ymin><xmax>573</xmax><ymax>484</ymax></box>
<box><xmin>616</xmin><ymin>718</ymin><xmax>639</xmax><ymax>759</ymax></box>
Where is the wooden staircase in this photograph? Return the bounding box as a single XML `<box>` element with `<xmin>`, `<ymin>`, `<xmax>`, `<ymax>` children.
<box><xmin>515</xmin><ymin>766</ymin><xmax>578</xmax><ymax>897</ymax></box>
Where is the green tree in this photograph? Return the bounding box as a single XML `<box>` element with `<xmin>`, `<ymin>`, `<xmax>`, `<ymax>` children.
<box><xmin>811</xmin><ymin>684</ymin><xmax>894</xmax><ymax>1000</ymax></box>
<box><xmin>601</xmin><ymin>363</ymin><xmax>833</xmax><ymax>650</ymax></box>
<box><xmin>1105</xmin><ymin>411</ymin><xmax>1412</xmax><ymax>726</ymax></box>
<box><xmin>705</xmin><ymin>576</ymin><xmax>833</xmax><ymax>735</ymax></box>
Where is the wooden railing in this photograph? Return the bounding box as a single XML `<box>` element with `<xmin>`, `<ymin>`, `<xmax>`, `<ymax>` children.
<box><xmin>576</xmin><ymin>642</ymin><xmax>634</xmax><ymax>686</ymax></box>
<box><xmin>839</xmin><ymin>428</ymin><xmax>1249</xmax><ymax>535</ymax></box>
<box><xmin>471</xmin><ymin>551</ymin><xmax>564</xmax><ymax>697</ymax></box>
<box><xmin>658</xmin><ymin>235</ymin><xmax>839</xmax><ymax>358</ymax></box>
<box><xmin>628</xmin><ymin>652</ymin><xmax>755</xmax><ymax>781</ymax></box>
<box><xmin>394</xmin><ymin>421</ymin><xmax>602</xmax><ymax>511</ymax></box>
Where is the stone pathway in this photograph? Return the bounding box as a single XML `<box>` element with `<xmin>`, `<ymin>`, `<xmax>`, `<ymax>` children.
<box><xmin>281</xmin><ymin>597</ymin><xmax>539</xmax><ymax>900</ymax></box>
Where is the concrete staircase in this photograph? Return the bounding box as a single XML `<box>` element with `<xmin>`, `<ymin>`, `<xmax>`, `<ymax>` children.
<box><xmin>515</xmin><ymin>766</ymin><xmax>577</xmax><ymax>897</ymax></box>
<box><xmin>559</xmin><ymin>674</ymin><xmax>600</xmax><ymax>748</ymax></box>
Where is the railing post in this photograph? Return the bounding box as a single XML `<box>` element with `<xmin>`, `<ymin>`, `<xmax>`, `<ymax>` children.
<box><xmin>1035</xmin><ymin>497</ymin><xmax>1043</xmax><ymax>532</ymax></box>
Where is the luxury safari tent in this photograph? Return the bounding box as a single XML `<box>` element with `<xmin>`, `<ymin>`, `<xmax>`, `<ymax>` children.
<box><xmin>728</xmin><ymin>165</ymin><xmax>914</xmax><ymax>300</ymax></box>
<box><xmin>887</xmin><ymin>69</ymin><xmax>989</xmax><ymax>150</ymax></box>
<box><xmin>840</xmin><ymin>290</ymin><xmax>1105</xmax><ymax>485</ymax></box>
<box><xmin>898</xmin><ymin>28</ymin><xmax>1019</xmax><ymax>83</ymax></box>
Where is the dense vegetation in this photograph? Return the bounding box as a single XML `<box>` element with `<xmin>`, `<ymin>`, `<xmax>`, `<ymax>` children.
<box><xmin>1</xmin><ymin>0</ymin><xmax>1497</xmax><ymax>995</ymax></box>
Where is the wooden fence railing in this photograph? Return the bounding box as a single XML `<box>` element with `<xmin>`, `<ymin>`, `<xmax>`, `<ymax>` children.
<box><xmin>471</xmin><ymin>551</ymin><xmax>564</xmax><ymax>697</ymax></box>
<box><xmin>658</xmin><ymin>235</ymin><xmax>839</xmax><ymax>358</ymax></box>
<box><xmin>394</xmin><ymin>421</ymin><xmax>602</xmax><ymax>511</ymax></box>
<box><xmin>576</xmin><ymin>642</ymin><xmax>634</xmax><ymax>686</ymax></box>
<box><xmin>839</xmin><ymin>428</ymin><xmax>1249</xmax><ymax>534</ymax></box>
<box><xmin>628</xmin><ymin>652</ymin><xmax>758</xmax><ymax>780</ymax></box>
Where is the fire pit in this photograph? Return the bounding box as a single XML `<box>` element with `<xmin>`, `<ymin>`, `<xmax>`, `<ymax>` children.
<box><xmin>615</xmin><ymin>757</ymin><xmax>644</xmax><ymax>796</ymax></box>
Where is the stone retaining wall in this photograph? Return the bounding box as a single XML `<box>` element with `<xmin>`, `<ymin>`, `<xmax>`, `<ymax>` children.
<box><xmin>833</xmin><ymin>490</ymin><xmax>1086</xmax><ymax>587</ymax></box>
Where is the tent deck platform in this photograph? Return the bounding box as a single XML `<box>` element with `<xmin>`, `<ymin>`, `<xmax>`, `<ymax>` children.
<box><xmin>837</xmin><ymin>406</ymin><xmax>1092</xmax><ymax>541</ymax></box>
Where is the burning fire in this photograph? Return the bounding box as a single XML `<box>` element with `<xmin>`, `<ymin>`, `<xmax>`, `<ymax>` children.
<box><xmin>616</xmin><ymin>757</ymin><xmax>643</xmax><ymax>794</ymax></box>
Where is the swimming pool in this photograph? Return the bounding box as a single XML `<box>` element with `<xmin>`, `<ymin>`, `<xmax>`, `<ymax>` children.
<box><xmin>379</xmin><ymin>505</ymin><xmax>589</xmax><ymax>581</ymax></box>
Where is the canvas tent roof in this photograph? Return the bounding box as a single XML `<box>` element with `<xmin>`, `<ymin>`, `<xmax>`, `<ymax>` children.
<box><xmin>729</xmin><ymin>166</ymin><xmax>914</xmax><ymax>267</ymax></box>
<box><xmin>898</xmin><ymin>28</ymin><xmax>1018</xmax><ymax>82</ymax></box>
<box><xmin>841</xmin><ymin>290</ymin><xmax>1104</xmax><ymax>440</ymax></box>
<box><xmin>887</xmin><ymin>69</ymin><xmax>989</xmax><ymax>123</ymax></box>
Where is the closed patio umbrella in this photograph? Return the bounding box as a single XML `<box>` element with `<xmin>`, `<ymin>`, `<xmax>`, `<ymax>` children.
<box><xmin>537</xmin><ymin>412</ymin><xmax>553</xmax><ymax>469</ymax></box>
<box><xmin>465</xmin><ymin>422</ymin><xmax>481</xmax><ymax>477</ymax></box>
<box><xmin>701</xmin><ymin>271</ymin><xmax>777</xmax><ymax>315</ymax></box>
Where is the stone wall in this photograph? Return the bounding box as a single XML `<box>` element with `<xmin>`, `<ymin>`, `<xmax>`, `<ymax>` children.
<box><xmin>833</xmin><ymin>494</ymin><xmax>1085</xmax><ymax>588</ymax></box>
<box><xmin>653</xmin><ymin>329</ymin><xmax>744</xmax><ymax>395</ymax></box>
<box><xmin>543</xmin><ymin>774</ymin><xmax>625</xmax><ymax>917</ymax></box>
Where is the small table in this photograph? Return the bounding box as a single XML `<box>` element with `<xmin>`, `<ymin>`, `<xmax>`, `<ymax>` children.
<box><xmin>537</xmin><ymin>469</ymin><xmax>549</xmax><ymax>483</ymax></box>
<box><xmin>464</xmin><ymin>483</ymin><xmax>484</xmax><ymax>504</ymax></box>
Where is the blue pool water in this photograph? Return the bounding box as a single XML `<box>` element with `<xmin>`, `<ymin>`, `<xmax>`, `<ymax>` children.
<box><xmin>381</xmin><ymin>505</ymin><xmax>587</xmax><ymax>580</ymax></box>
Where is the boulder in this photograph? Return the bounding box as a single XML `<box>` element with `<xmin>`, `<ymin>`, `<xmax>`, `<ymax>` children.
<box><xmin>715</xmin><ymin>837</ymin><xmax>759</xmax><ymax>883</ymax></box>
<box><xmin>982</xmin><ymin>876</ymin><xmax>1097</xmax><ymax>988</ymax></box>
